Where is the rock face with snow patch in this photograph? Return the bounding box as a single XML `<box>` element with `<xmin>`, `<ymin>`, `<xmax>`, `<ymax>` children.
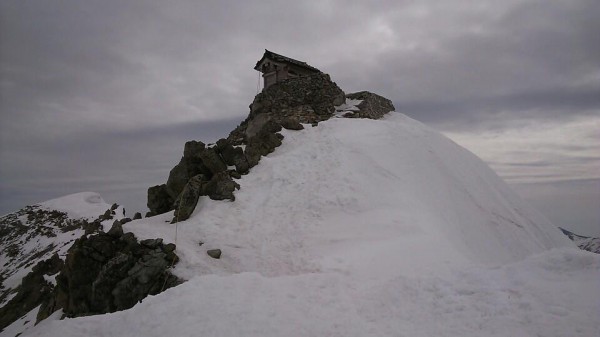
<box><xmin>0</xmin><ymin>192</ymin><xmax>126</xmax><ymax>331</ymax></box>
<box><xmin>344</xmin><ymin>91</ymin><xmax>395</xmax><ymax>119</ymax></box>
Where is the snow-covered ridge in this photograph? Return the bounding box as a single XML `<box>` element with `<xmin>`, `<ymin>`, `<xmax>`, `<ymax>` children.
<box><xmin>22</xmin><ymin>113</ymin><xmax>598</xmax><ymax>336</ymax></box>
<box><xmin>38</xmin><ymin>192</ymin><xmax>113</xmax><ymax>221</ymax></box>
<box><xmin>129</xmin><ymin>113</ymin><xmax>571</xmax><ymax>280</ymax></box>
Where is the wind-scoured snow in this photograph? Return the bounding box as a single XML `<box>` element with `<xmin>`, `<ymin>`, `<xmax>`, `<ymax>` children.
<box><xmin>20</xmin><ymin>113</ymin><xmax>598</xmax><ymax>337</ymax></box>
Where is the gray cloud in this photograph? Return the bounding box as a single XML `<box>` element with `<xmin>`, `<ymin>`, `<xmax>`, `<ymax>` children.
<box><xmin>1</xmin><ymin>0</ymin><xmax>599</xmax><ymax>234</ymax></box>
<box><xmin>512</xmin><ymin>179</ymin><xmax>600</xmax><ymax>237</ymax></box>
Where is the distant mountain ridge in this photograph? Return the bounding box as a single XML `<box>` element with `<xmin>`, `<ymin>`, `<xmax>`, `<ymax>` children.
<box><xmin>559</xmin><ymin>227</ymin><xmax>600</xmax><ymax>254</ymax></box>
<box><xmin>0</xmin><ymin>192</ymin><xmax>122</xmax><ymax>332</ymax></box>
<box><xmin>0</xmin><ymin>192</ymin><xmax>180</xmax><ymax>335</ymax></box>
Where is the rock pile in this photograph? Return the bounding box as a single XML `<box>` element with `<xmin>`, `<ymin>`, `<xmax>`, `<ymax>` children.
<box><xmin>37</xmin><ymin>223</ymin><xmax>180</xmax><ymax>321</ymax></box>
<box><xmin>344</xmin><ymin>91</ymin><xmax>395</xmax><ymax>119</ymax></box>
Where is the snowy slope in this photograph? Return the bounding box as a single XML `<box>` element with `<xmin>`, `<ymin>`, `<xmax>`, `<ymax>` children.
<box><xmin>22</xmin><ymin>114</ymin><xmax>598</xmax><ymax>337</ymax></box>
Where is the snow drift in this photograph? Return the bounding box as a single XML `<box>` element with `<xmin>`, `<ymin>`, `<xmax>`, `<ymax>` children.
<box><xmin>18</xmin><ymin>113</ymin><xmax>598</xmax><ymax>337</ymax></box>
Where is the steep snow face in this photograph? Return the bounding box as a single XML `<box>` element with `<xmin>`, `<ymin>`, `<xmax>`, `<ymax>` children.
<box><xmin>129</xmin><ymin>113</ymin><xmax>571</xmax><ymax>281</ymax></box>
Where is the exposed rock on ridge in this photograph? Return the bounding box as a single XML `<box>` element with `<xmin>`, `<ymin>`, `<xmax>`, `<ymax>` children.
<box><xmin>37</xmin><ymin>223</ymin><xmax>181</xmax><ymax>321</ymax></box>
<box><xmin>344</xmin><ymin>91</ymin><xmax>395</xmax><ymax>119</ymax></box>
<box><xmin>147</xmin><ymin>71</ymin><xmax>395</xmax><ymax>222</ymax></box>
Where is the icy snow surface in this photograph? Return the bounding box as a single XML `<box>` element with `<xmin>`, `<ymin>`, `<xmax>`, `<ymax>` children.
<box><xmin>21</xmin><ymin>114</ymin><xmax>598</xmax><ymax>337</ymax></box>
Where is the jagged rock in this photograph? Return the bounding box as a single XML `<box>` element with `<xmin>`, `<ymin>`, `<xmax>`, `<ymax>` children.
<box><xmin>166</xmin><ymin>162</ymin><xmax>191</xmax><ymax>199</ymax></box>
<box><xmin>110</xmin><ymin>203</ymin><xmax>119</xmax><ymax>211</ymax></box>
<box><xmin>0</xmin><ymin>254</ymin><xmax>63</xmax><ymax>330</ymax></box>
<box><xmin>108</xmin><ymin>221</ymin><xmax>124</xmax><ymax>238</ymax></box>
<box><xmin>163</xmin><ymin>140</ymin><xmax>228</xmax><ymax>205</ymax></box>
<box><xmin>164</xmin><ymin>141</ymin><xmax>210</xmax><ymax>199</ymax></box>
<box><xmin>207</xmin><ymin>249</ymin><xmax>222</xmax><ymax>259</ymax></box>
<box><xmin>280</xmin><ymin>117</ymin><xmax>304</xmax><ymax>130</ymax></box>
<box><xmin>202</xmin><ymin>172</ymin><xmax>240</xmax><ymax>201</ymax></box>
<box><xmin>37</xmin><ymin>232</ymin><xmax>180</xmax><ymax>320</ymax></box>
<box><xmin>215</xmin><ymin>138</ymin><xmax>237</xmax><ymax>166</ymax></box>
<box><xmin>100</xmin><ymin>209</ymin><xmax>113</xmax><ymax>221</ymax></box>
<box><xmin>245</xmin><ymin>113</ymin><xmax>271</xmax><ymax>139</ymax></box>
<box><xmin>120</xmin><ymin>217</ymin><xmax>132</xmax><ymax>225</ymax></box>
<box><xmin>132</xmin><ymin>212</ymin><xmax>142</xmax><ymax>220</ymax></box>
<box><xmin>246</xmin><ymin>129</ymin><xmax>283</xmax><ymax>158</ymax></box>
<box><xmin>198</xmin><ymin>146</ymin><xmax>227</xmax><ymax>175</ymax></box>
<box><xmin>173</xmin><ymin>174</ymin><xmax>207</xmax><ymax>222</ymax></box>
<box><xmin>147</xmin><ymin>184</ymin><xmax>174</xmax><ymax>216</ymax></box>
<box><xmin>345</xmin><ymin>91</ymin><xmax>395</xmax><ymax>119</ymax></box>
<box><xmin>229</xmin><ymin>170</ymin><xmax>242</xmax><ymax>179</ymax></box>
<box><xmin>183</xmin><ymin>140</ymin><xmax>206</xmax><ymax>158</ymax></box>
<box><xmin>140</xmin><ymin>238</ymin><xmax>163</xmax><ymax>249</ymax></box>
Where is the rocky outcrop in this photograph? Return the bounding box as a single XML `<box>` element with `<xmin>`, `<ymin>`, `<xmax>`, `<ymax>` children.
<box><xmin>0</xmin><ymin>201</ymin><xmax>127</xmax><ymax>330</ymax></box>
<box><xmin>147</xmin><ymin>71</ymin><xmax>394</xmax><ymax>223</ymax></box>
<box><xmin>0</xmin><ymin>254</ymin><xmax>63</xmax><ymax>330</ymax></box>
<box><xmin>226</xmin><ymin>72</ymin><xmax>344</xmax><ymax>145</ymax></box>
<box><xmin>345</xmin><ymin>91</ymin><xmax>395</xmax><ymax>119</ymax></box>
<box><xmin>37</xmin><ymin>226</ymin><xmax>180</xmax><ymax>320</ymax></box>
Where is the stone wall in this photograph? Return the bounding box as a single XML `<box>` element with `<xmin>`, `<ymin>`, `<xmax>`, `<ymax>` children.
<box><xmin>227</xmin><ymin>72</ymin><xmax>345</xmax><ymax>144</ymax></box>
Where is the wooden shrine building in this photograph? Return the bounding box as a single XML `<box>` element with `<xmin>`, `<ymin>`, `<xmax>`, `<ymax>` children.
<box><xmin>254</xmin><ymin>50</ymin><xmax>321</xmax><ymax>90</ymax></box>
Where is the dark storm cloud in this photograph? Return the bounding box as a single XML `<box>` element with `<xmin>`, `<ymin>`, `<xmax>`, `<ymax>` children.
<box><xmin>399</xmin><ymin>84</ymin><xmax>600</xmax><ymax>129</ymax></box>
<box><xmin>1</xmin><ymin>0</ymin><xmax>599</xmax><ymax>231</ymax></box>
<box><xmin>327</xmin><ymin>0</ymin><xmax>600</xmax><ymax>130</ymax></box>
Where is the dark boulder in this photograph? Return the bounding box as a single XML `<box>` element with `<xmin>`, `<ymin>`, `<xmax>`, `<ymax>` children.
<box><xmin>198</xmin><ymin>146</ymin><xmax>227</xmax><ymax>175</ymax></box>
<box><xmin>173</xmin><ymin>174</ymin><xmax>206</xmax><ymax>222</ymax></box>
<box><xmin>207</xmin><ymin>249</ymin><xmax>222</xmax><ymax>259</ymax></box>
<box><xmin>107</xmin><ymin>221</ymin><xmax>124</xmax><ymax>238</ymax></box>
<box><xmin>202</xmin><ymin>171</ymin><xmax>240</xmax><ymax>201</ymax></box>
<box><xmin>216</xmin><ymin>139</ymin><xmax>250</xmax><ymax>174</ymax></box>
<box><xmin>147</xmin><ymin>184</ymin><xmax>174</xmax><ymax>216</ymax></box>
<box><xmin>345</xmin><ymin>91</ymin><xmax>395</xmax><ymax>119</ymax></box>
<box><xmin>165</xmin><ymin>162</ymin><xmax>191</xmax><ymax>199</ymax></box>
<box><xmin>132</xmin><ymin>212</ymin><xmax>142</xmax><ymax>220</ymax></box>
<box><xmin>183</xmin><ymin>140</ymin><xmax>206</xmax><ymax>158</ymax></box>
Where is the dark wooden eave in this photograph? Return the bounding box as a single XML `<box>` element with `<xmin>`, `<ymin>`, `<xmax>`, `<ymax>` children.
<box><xmin>254</xmin><ymin>49</ymin><xmax>321</xmax><ymax>73</ymax></box>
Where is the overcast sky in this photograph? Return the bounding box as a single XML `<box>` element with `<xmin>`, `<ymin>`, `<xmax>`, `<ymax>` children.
<box><xmin>1</xmin><ymin>0</ymin><xmax>598</xmax><ymax>236</ymax></box>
